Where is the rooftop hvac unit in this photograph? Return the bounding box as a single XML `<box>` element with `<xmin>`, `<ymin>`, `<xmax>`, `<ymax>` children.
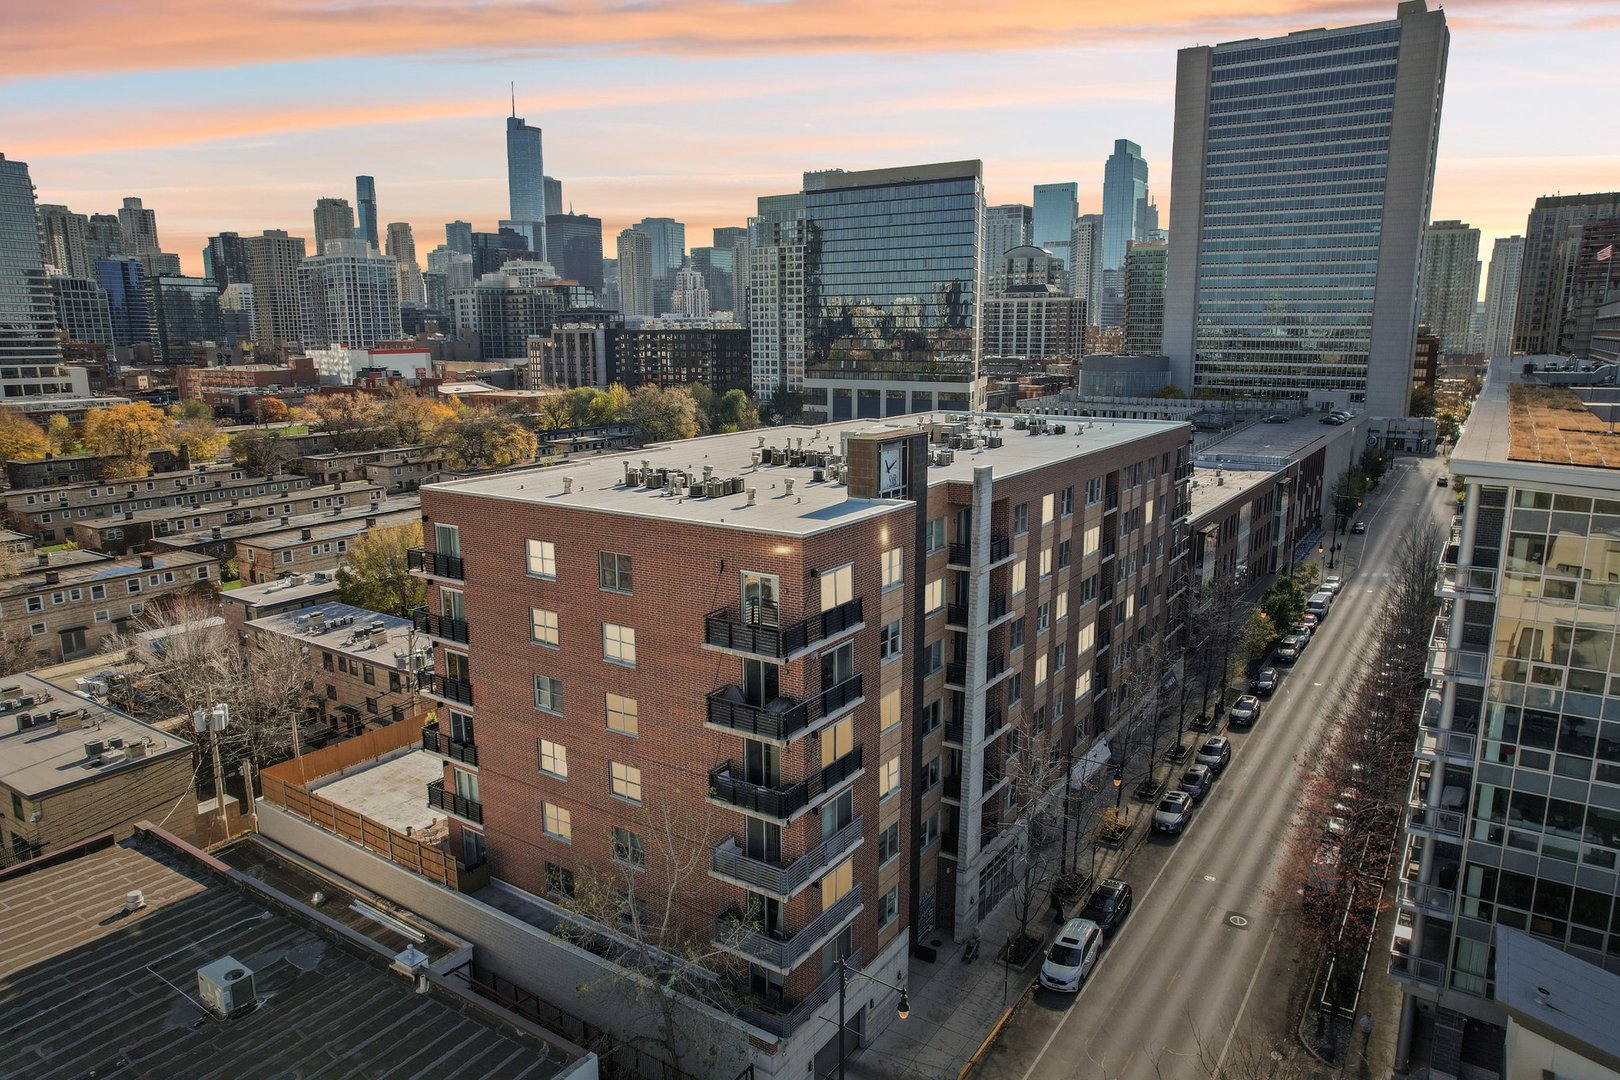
<box><xmin>987</xmin><ymin>436</ymin><xmax>1003</xmax><ymax>449</ymax></box>
<box><xmin>197</xmin><ymin>957</ymin><xmax>256</xmax><ymax>1019</ymax></box>
<box><xmin>705</xmin><ymin>479</ymin><xmax>725</xmax><ymax>499</ymax></box>
<box><xmin>83</xmin><ymin>739</ymin><xmax>107</xmax><ymax>758</ymax></box>
<box><xmin>728</xmin><ymin>476</ymin><xmax>745</xmax><ymax>494</ymax></box>
<box><xmin>812</xmin><ymin>468</ymin><xmax>826</xmax><ymax>483</ymax></box>
<box><xmin>126</xmin><ymin>740</ymin><xmax>148</xmax><ymax>760</ymax></box>
<box><xmin>97</xmin><ymin>749</ymin><xmax>127</xmax><ymax>766</ymax></box>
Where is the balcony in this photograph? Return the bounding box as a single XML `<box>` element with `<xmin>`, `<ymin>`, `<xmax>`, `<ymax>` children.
<box><xmin>709</xmin><ymin>815</ymin><xmax>864</xmax><ymax>898</ymax></box>
<box><xmin>943</xmin><ymin>715</ymin><xmax>964</xmax><ymax>746</ymax></box>
<box><xmin>981</xmin><ymin>709</ymin><xmax>1007</xmax><ymax>743</ymax></box>
<box><xmin>984</xmin><ymin>652</ymin><xmax>1012</xmax><ymax>687</ymax></box>
<box><xmin>407</xmin><ymin>547</ymin><xmax>464</xmax><ymax>581</ymax></box>
<box><xmin>944</xmin><ymin>662</ymin><xmax>967</xmax><ymax>689</ymax></box>
<box><xmin>1388</xmin><ymin>951</ymin><xmax>1445</xmax><ymax>990</ymax></box>
<box><xmin>1406</xmin><ymin>804</ymin><xmax>1465</xmax><ymax>841</ymax></box>
<box><xmin>427</xmin><ymin>779</ymin><xmax>483</xmax><ymax>824</ymax></box>
<box><xmin>736</xmin><ymin>948</ymin><xmax>862</xmax><ymax>1038</ymax></box>
<box><xmin>421</xmin><ymin>722</ymin><xmax>477</xmax><ymax>766</ymax></box>
<box><xmin>946</xmin><ymin>603</ymin><xmax>969</xmax><ymax>629</ymax></box>
<box><xmin>1415</xmin><ymin>727</ymin><xmax>1477</xmax><ymax>767</ymax></box>
<box><xmin>708</xmin><ymin>746</ymin><xmax>864</xmax><ymax>821</ymax></box>
<box><xmin>1426</xmin><ymin>617</ymin><xmax>1488</xmax><ymax>685</ymax></box>
<box><xmin>942</xmin><ymin>773</ymin><xmax>961</xmax><ymax>802</ymax></box>
<box><xmin>420</xmin><ymin>672</ymin><xmax>474</xmax><ymax>707</ymax></box>
<box><xmin>703</xmin><ymin>598</ymin><xmax>863</xmax><ymax>660</ymax></box>
<box><xmin>715</xmin><ymin>883</ymin><xmax>863</xmax><ymax>974</ymax></box>
<box><xmin>1104</xmin><ymin>491</ymin><xmax>1119</xmax><ymax>514</ymax></box>
<box><xmin>1398</xmin><ymin>881</ymin><xmax>1456</xmax><ymax>919</ymax></box>
<box><xmin>1437</xmin><ymin>565</ymin><xmax>1497</xmax><ymax>600</ymax></box>
<box><xmin>412</xmin><ymin>607</ymin><xmax>469</xmax><ymax>645</ymax></box>
<box><xmin>705</xmin><ymin>674</ymin><xmax>863</xmax><ymax>743</ymax></box>
<box><xmin>986</xmin><ymin>593</ymin><xmax>1012</xmax><ymax>626</ymax></box>
<box><xmin>982</xmin><ymin>764</ymin><xmax>1010</xmax><ymax>802</ymax></box>
<box><xmin>948</xmin><ymin>534</ymin><xmax>1013</xmax><ymax>570</ymax></box>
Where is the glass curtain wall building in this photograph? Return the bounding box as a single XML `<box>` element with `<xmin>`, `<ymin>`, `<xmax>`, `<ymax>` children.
<box><xmin>802</xmin><ymin>161</ymin><xmax>983</xmax><ymax>421</ymax></box>
<box><xmin>0</xmin><ymin>155</ymin><xmax>64</xmax><ymax>369</ymax></box>
<box><xmin>1101</xmin><ymin>139</ymin><xmax>1149</xmax><ymax>271</ymax></box>
<box><xmin>1164</xmin><ymin>1</ymin><xmax>1448</xmax><ymax>418</ymax></box>
<box><xmin>506</xmin><ymin>114</ymin><xmax>546</xmax><ymax>261</ymax></box>
<box><xmin>1032</xmin><ymin>183</ymin><xmax>1077</xmax><ymax>271</ymax></box>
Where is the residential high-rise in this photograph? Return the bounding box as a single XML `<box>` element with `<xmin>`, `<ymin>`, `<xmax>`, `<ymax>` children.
<box><xmin>218</xmin><ymin>282</ymin><xmax>258</xmax><ymax>343</ymax></box>
<box><xmin>1419</xmin><ymin>220</ymin><xmax>1482</xmax><ymax>356</ymax></box>
<box><xmin>385</xmin><ymin>221</ymin><xmax>424</xmax><ymax>304</ymax></box>
<box><xmin>1392</xmin><ymin>364</ymin><xmax>1620</xmax><ymax>1070</ymax></box>
<box><xmin>1164</xmin><ymin>1</ymin><xmax>1449</xmax><ymax>417</ymax></box>
<box><xmin>203</xmin><ymin>231</ymin><xmax>251</xmax><ymax>288</ymax></box>
<box><xmin>295</xmin><ymin>238</ymin><xmax>400</xmax><ymax>350</ymax></box>
<box><xmin>615</xmin><ymin>228</ymin><xmax>654</xmax><ymax>318</ymax></box>
<box><xmin>712</xmin><ymin>226</ymin><xmax>748</xmax><ymax>251</ymax></box>
<box><xmin>506</xmin><ymin>113</ymin><xmax>546</xmax><ymax>260</ymax></box>
<box><xmin>450</xmin><ymin>271</ymin><xmax>563</xmax><ymax>360</ymax></box>
<box><xmin>1032</xmin><ymin>184</ymin><xmax>1077</xmax><ymax>269</ymax></box>
<box><xmin>983</xmin><ymin>204</ymin><xmax>1033</xmax><ymax>293</ymax></box>
<box><xmin>445</xmin><ymin>220</ymin><xmax>473</xmax><ymax>256</ymax></box>
<box><xmin>1123</xmin><ymin>241</ymin><xmax>1168</xmax><ymax>356</ymax></box>
<box><xmin>313</xmin><ymin>198</ymin><xmax>356</xmax><ymax>256</ymax></box>
<box><xmin>150</xmin><ymin>276</ymin><xmax>223</xmax><ymax>364</ymax></box>
<box><xmin>1069</xmin><ymin>215</ymin><xmax>1105</xmax><ymax>330</ymax></box>
<box><xmin>1101</xmin><ymin>139</ymin><xmax>1150</xmax><ymax>271</ymax></box>
<box><xmin>748</xmin><ymin>193</ymin><xmax>807</xmax><ymax>396</ymax></box>
<box><xmin>543</xmin><ymin>176</ymin><xmax>562</xmax><ymax>219</ymax></box>
<box><xmin>1512</xmin><ymin>193</ymin><xmax>1620</xmax><ymax>356</ymax></box>
<box><xmin>83</xmin><ymin>214</ymin><xmax>125</xmax><ymax>264</ymax></box>
<box><xmin>427</xmin><ymin>245</ymin><xmax>475</xmax><ymax>293</ymax></box>
<box><xmin>0</xmin><ymin>156</ymin><xmax>65</xmax><ymax>369</ymax></box>
<box><xmin>545</xmin><ymin>213</ymin><xmax>603</xmax><ymax>288</ymax></box>
<box><xmin>1559</xmin><ymin>219</ymin><xmax>1620</xmax><ymax>359</ymax></box>
<box><xmin>631</xmin><ymin>217</ymin><xmax>686</xmax><ymax>279</ymax></box>
<box><xmin>116</xmin><ymin>197</ymin><xmax>161</xmax><ymax>257</ymax></box>
<box><xmin>803</xmin><ymin>161</ymin><xmax>984</xmax><ymax>420</ymax></box>
<box><xmin>354</xmin><ymin>176</ymin><xmax>379</xmax><ymax>251</ymax></box>
<box><xmin>94</xmin><ymin>256</ymin><xmax>153</xmax><ymax>349</ymax></box>
<box><xmin>981</xmin><ymin>248</ymin><xmax>1086</xmax><ymax>361</ymax></box>
<box><xmin>687</xmin><ymin>247</ymin><xmax>732</xmax><ymax>312</ymax></box>
<box><xmin>245</xmin><ymin>229</ymin><xmax>307</xmax><ymax>348</ymax></box>
<box><xmin>669</xmin><ymin>264</ymin><xmax>709</xmax><ymax>318</ymax></box>
<box><xmin>50</xmin><ymin>276</ymin><xmax>114</xmax><ymax>348</ymax></box>
<box><xmin>36</xmin><ymin>204</ymin><xmax>91</xmax><ymax>277</ymax></box>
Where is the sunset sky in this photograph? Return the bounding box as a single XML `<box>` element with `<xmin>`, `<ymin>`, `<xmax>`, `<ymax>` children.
<box><xmin>4</xmin><ymin>0</ymin><xmax>1617</xmax><ymax>282</ymax></box>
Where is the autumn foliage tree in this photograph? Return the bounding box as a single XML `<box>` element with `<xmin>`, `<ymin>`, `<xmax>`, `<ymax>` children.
<box><xmin>335</xmin><ymin>522</ymin><xmax>426</xmax><ymax>616</ymax></box>
<box><xmin>166</xmin><ymin>417</ymin><xmax>229</xmax><ymax>461</ymax></box>
<box><xmin>80</xmin><ymin>402</ymin><xmax>169</xmax><ymax>477</ymax></box>
<box><xmin>441</xmin><ymin>411</ymin><xmax>538</xmax><ymax>471</ymax></box>
<box><xmin>625</xmin><ymin>384</ymin><xmax>699</xmax><ymax>444</ymax></box>
<box><xmin>0</xmin><ymin>407</ymin><xmax>48</xmax><ymax>461</ymax></box>
<box><xmin>44</xmin><ymin>414</ymin><xmax>77</xmax><ymax>456</ymax></box>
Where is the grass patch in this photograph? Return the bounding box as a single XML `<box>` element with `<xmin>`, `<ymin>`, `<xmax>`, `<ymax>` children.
<box><xmin>220</xmin><ymin>579</ymin><xmax>244</xmax><ymax>591</ymax></box>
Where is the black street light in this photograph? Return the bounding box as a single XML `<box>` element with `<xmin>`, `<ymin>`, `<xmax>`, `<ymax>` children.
<box><xmin>835</xmin><ymin>956</ymin><xmax>910</xmax><ymax>1079</ymax></box>
<box><xmin>1112</xmin><ymin>764</ymin><xmax>1124</xmax><ymax>810</ymax></box>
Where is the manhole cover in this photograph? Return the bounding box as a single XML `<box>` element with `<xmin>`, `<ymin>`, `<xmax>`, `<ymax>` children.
<box><xmin>1226</xmin><ymin>912</ymin><xmax>1250</xmax><ymax>929</ymax></box>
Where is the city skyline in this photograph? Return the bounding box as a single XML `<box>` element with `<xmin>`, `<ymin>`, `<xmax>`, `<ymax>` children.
<box><xmin>4</xmin><ymin>1</ymin><xmax>1607</xmax><ymax>281</ymax></box>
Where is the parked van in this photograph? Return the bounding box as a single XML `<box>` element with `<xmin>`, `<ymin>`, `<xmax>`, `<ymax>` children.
<box><xmin>1305</xmin><ymin>591</ymin><xmax>1333</xmax><ymax>619</ymax></box>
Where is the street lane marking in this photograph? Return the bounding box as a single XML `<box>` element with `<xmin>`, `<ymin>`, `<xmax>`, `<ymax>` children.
<box><xmin>1215</xmin><ymin>917</ymin><xmax>1282</xmax><ymax>1076</ymax></box>
<box><xmin>1167</xmin><ymin>970</ymin><xmax>1181</xmax><ymax>991</ymax></box>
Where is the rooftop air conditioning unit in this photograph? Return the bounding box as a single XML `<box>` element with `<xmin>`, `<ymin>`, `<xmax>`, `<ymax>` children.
<box><xmin>197</xmin><ymin>957</ymin><xmax>256</xmax><ymax>1019</ymax></box>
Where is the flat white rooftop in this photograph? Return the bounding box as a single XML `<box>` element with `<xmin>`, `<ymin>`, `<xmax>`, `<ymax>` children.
<box><xmin>310</xmin><ymin>750</ymin><xmax>443</xmax><ymax>834</ymax></box>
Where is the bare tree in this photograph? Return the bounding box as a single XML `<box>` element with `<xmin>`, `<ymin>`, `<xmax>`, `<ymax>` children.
<box><xmin>1000</xmin><ymin>711</ymin><xmax>1071</xmax><ymax>957</ymax></box>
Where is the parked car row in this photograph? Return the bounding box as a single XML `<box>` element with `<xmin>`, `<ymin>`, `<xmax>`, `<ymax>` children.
<box><xmin>1040</xmin><ymin>879</ymin><xmax>1135</xmax><ymax>994</ymax></box>
<box><xmin>1156</xmin><ymin>736</ymin><xmax>1232</xmax><ymax>836</ymax></box>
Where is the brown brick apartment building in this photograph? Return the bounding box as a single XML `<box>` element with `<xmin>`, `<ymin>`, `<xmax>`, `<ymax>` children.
<box><xmin>73</xmin><ymin>480</ymin><xmax>384</xmax><ymax>554</ymax></box>
<box><xmin>410</xmin><ymin>410</ymin><xmax>1190</xmax><ymax>1053</ymax></box>
<box><xmin>232</xmin><ymin>501</ymin><xmax>418</xmax><ymax>584</ymax></box>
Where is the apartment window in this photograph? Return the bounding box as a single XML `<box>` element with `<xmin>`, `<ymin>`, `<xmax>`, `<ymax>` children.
<box><xmin>29</xmin><ymin>622</ymin><xmax>45</xmax><ymax>636</ymax></box>
<box><xmin>25</xmin><ymin>597</ymin><xmax>41</xmax><ymax>613</ymax></box>
<box><xmin>1007</xmin><ymin>672</ymin><xmax>1023</xmax><ymax>706</ymax></box>
<box><xmin>126</xmin><ymin>579</ymin><xmax>140</xmax><ymax>595</ymax></box>
<box><xmin>924</xmin><ymin>640</ymin><xmax>943</xmax><ymax>676</ymax></box>
<box><xmin>925</xmin><ymin>517</ymin><xmax>946</xmax><ymax>553</ymax></box>
<box><xmin>880</xmin><ymin>756</ymin><xmax>901</xmax><ymax>801</ymax></box>
<box><xmin>919</xmin><ymin>810</ymin><xmax>940</xmax><ymax>850</ymax></box>
<box><xmin>1042</xmin><ymin>493</ymin><xmax>1055</xmax><ymax>525</ymax></box>
<box><xmin>531</xmin><ymin>608</ymin><xmax>559</xmax><ymax>646</ymax></box>
<box><xmin>94</xmin><ymin>610</ymin><xmax>109</xmax><ymax>624</ymax></box>
<box><xmin>1078</xmin><ymin>622</ymin><xmax>1096</xmax><ymax>653</ymax></box>
<box><xmin>538</xmin><ymin>739</ymin><xmax>567</xmax><ymax>779</ymax></box>
<box><xmin>821</xmin><ymin>714</ymin><xmax>855</xmax><ymax>766</ymax></box>
<box><xmin>543</xmin><ymin>802</ymin><xmax>572</xmax><ymax>842</ymax></box>
<box><xmin>920</xmin><ymin>755</ymin><xmax>940</xmax><ymax>793</ymax></box>
<box><xmin>1040</xmin><ymin>547</ymin><xmax>1053</xmax><ymax>579</ymax></box>
<box><xmin>878</xmin><ymin>823</ymin><xmax>901</xmax><ymax>865</ymax></box>
<box><xmin>606</xmin><ymin>693</ymin><xmax>639</xmax><ymax>736</ymax></box>
<box><xmin>1038</xmin><ymin>603</ymin><xmax>1051</xmax><ymax>633</ymax></box>
<box><xmin>819</xmin><ymin>562</ymin><xmax>853</xmax><ymax>609</ymax></box>
<box><xmin>881</xmin><ymin>688</ymin><xmax>901</xmax><ymax>733</ymax></box>
<box><xmin>362</xmin><ymin>663</ymin><xmax>376</xmax><ymax>686</ymax></box>
<box><xmin>1055</xmin><ymin>642</ymin><xmax>1068</xmax><ymax>672</ymax></box>
<box><xmin>882</xmin><ymin>548</ymin><xmax>903</xmax><ymax>590</ymax></box>
<box><xmin>1013</xmin><ymin>503</ymin><xmax>1029</xmax><ymax>535</ymax></box>
<box><xmin>1011</xmin><ymin>560</ymin><xmax>1027</xmax><ymax>595</ymax></box>
<box><xmin>1074</xmin><ymin>670</ymin><xmax>1092</xmax><ymax>701</ymax></box>
<box><xmin>599</xmin><ymin>551</ymin><xmax>632</xmax><ymax>593</ymax></box>
<box><xmin>1085</xmin><ymin>478</ymin><xmax>1102</xmax><ymax>506</ymax></box>
<box><xmin>821</xmin><ymin>857</ymin><xmax>855</xmax><ymax>907</ymax></box>
<box><xmin>603</xmin><ymin>623</ymin><xmax>636</xmax><ymax>665</ymax></box>
<box><xmin>920</xmin><ymin>698</ymin><xmax>942</xmax><ymax>735</ymax></box>
<box><xmin>880</xmin><ymin>619</ymin><xmax>902</xmax><ymax>661</ymax></box>
<box><xmin>281</xmin><ymin>552</ymin><xmax>293</xmax><ymax>565</ymax></box>
<box><xmin>534</xmin><ymin>675</ymin><xmax>563</xmax><ymax>714</ymax></box>
<box><xmin>612</xmin><ymin>827</ymin><xmax>645</xmax><ymax>869</ymax></box>
<box><xmin>525</xmin><ymin>539</ymin><xmax>556</xmax><ymax>578</ymax></box>
<box><xmin>1058</xmin><ymin>539</ymin><xmax>1072</xmax><ymax>569</ymax></box>
<box><xmin>545</xmin><ymin>863</ymin><xmax>575</xmax><ymax>899</ymax></box>
<box><xmin>878</xmin><ymin>886</ymin><xmax>900</xmax><ymax>931</ymax></box>
<box><xmin>90</xmin><ymin>585</ymin><xmax>105</xmax><ymax>600</ymax></box>
<box><xmin>1035</xmin><ymin>655</ymin><xmax>1048</xmax><ymax>686</ymax></box>
<box><xmin>1010</xmin><ymin>618</ymin><xmax>1026</xmax><ymax>651</ymax></box>
<box><xmin>1061</xmin><ymin>486</ymin><xmax>1074</xmax><ymax>516</ymax></box>
<box><xmin>1084</xmin><ymin>525</ymin><xmax>1100</xmax><ymax>557</ymax></box>
<box><xmin>610</xmin><ymin>762</ymin><xmax>643</xmax><ymax>804</ymax></box>
<box><xmin>1080</xmin><ymin>575</ymin><xmax>1098</xmax><ymax>604</ymax></box>
<box><xmin>925</xmin><ymin>577</ymin><xmax>944</xmax><ymax>614</ymax></box>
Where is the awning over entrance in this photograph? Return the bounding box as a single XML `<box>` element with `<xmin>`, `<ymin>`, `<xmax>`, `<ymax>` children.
<box><xmin>1070</xmin><ymin>740</ymin><xmax>1111</xmax><ymax>790</ymax></box>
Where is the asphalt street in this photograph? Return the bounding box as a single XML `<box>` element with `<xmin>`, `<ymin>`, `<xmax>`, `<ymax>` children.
<box><xmin>971</xmin><ymin>455</ymin><xmax>1456</xmax><ymax>1080</ymax></box>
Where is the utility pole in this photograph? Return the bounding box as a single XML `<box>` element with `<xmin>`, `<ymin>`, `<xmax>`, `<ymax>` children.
<box><xmin>194</xmin><ymin>704</ymin><xmax>231</xmax><ymax>844</ymax></box>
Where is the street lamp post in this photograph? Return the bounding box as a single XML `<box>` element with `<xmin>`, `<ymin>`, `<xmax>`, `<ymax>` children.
<box><xmin>1113</xmin><ymin>764</ymin><xmax>1124</xmax><ymax>810</ymax></box>
<box><xmin>835</xmin><ymin>957</ymin><xmax>910</xmax><ymax>1080</ymax></box>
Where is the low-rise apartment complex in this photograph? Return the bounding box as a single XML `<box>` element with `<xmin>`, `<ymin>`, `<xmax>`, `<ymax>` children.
<box><xmin>72</xmin><ymin>480</ymin><xmax>384</xmax><ymax>554</ymax></box>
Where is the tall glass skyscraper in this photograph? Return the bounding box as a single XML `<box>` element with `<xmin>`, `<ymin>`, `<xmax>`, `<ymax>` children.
<box><xmin>506</xmin><ymin>114</ymin><xmax>546</xmax><ymax>261</ymax></box>
<box><xmin>1101</xmin><ymin>139</ymin><xmax>1149</xmax><ymax>271</ymax></box>
<box><xmin>0</xmin><ymin>155</ymin><xmax>63</xmax><ymax>367</ymax></box>
<box><xmin>1419</xmin><ymin>220</ymin><xmax>1481</xmax><ymax>356</ymax></box>
<box><xmin>1164</xmin><ymin>1</ymin><xmax>1449</xmax><ymax>418</ymax></box>
<box><xmin>1032</xmin><ymin>183</ymin><xmax>1077</xmax><ymax>270</ymax></box>
<box><xmin>354</xmin><ymin>176</ymin><xmax>379</xmax><ymax>251</ymax></box>
<box><xmin>1480</xmin><ymin>236</ymin><xmax>1522</xmax><ymax>359</ymax></box>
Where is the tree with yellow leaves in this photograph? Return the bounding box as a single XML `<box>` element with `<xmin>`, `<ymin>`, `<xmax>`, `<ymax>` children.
<box><xmin>375</xmin><ymin>389</ymin><xmax>455</xmax><ymax>446</ymax></box>
<box><xmin>80</xmin><ymin>402</ymin><xmax>168</xmax><ymax>477</ymax></box>
<box><xmin>0</xmin><ymin>407</ymin><xmax>48</xmax><ymax>462</ymax></box>
<box><xmin>166</xmin><ymin>417</ymin><xmax>229</xmax><ymax>462</ymax></box>
<box><xmin>44</xmin><ymin>414</ymin><xmax>77</xmax><ymax>456</ymax></box>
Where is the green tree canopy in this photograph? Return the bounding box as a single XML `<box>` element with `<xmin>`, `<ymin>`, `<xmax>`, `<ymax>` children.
<box><xmin>335</xmin><ymin>523</ymin><xmax>426</xmax><ymax>617</ymax></box>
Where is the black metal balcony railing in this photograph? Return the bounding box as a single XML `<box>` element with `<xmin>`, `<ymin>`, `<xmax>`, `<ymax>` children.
<box><xmin>709</xmin><ymin>814</ymin><xmax>864</xmax><ymax>898</ymax></box>
<box><xmin>412</xmin><ymin>607</ymin><xmax>469</xmax><ymax>645</ymax></box>
<box><xmin>943</xmin><ymin>715</ymin><xmax>964</xmax><ymax>745</ymax></box>
<box><xmin>945</xmin><ymin>662</ymin><xmax>967</xmax><ymax>687</ymax></box>
<box><xmin>407</xmin><ymin>547</ymin><xmax>465</xmax><ymax>580</ymax></box>
<box><xmin>985</xmin><ymin>652</ymin><xmax>1007</xmax><ymax>682</ymax></box>
<box><xmin>1104</xmin><ymin>491</ymin><xmax>1119</xmax><ymax>513</ymax></box>
<box><xmin>948</xmin><ymin>534</ymin><xmax>1012</xmax><ymax>568</ymax></box>
<box><xmin>981</xmin><ymin>709</ymin><xmax>1006</xmax><ymax>742</ymax></box>
<box><xmin>709</xmin><ymin>747</ymin><xmax>864</xmax><ymax>820</ymax></box>
<box><xmin>427</xmin><ymin>778</ymin><xmax>483</xmax><ymax>824</ymax></box>
<box><xmin>422</xmin><ymin>723</ymin><xmax>478</xmax><ymax>766</ymax></box>
<box><xmin>946</xmin><ymin>603</ymin><xmax>969</xmax><ymax>628</ymax></box>
<box><xmin>705</xmin><ymin>674</ymin><xmax>863</xmax><ymax>742</ymax></box>
<box><xmin>703</xmin><ymin>598</ymin><xmax>862</xmax><ymax>658</ymax></box>
<box><xmin>715</xmin><ymin>884</ymin><xmax>863</xmax><ymax>972</ymax></box>
<box><xmin>736</xmin><ymin>949</ymin><xmax>863</xmax><ymax>1037</ymax></box>
<box><xmin>420</xmin><ymin>672</ymin><xmax>474</xmax><ymax>706</ymax></box>
<box><xmin>943</xmin><ymin>773</ymin><xmax>961</xmax><ymax>801</ymax></box>
<box><xmin>987</xmin><ymin>593</ymin><xmax>1008</xmax><ymax>623</ymax></box>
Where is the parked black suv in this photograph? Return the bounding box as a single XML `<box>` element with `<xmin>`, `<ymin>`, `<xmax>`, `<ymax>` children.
<box><xmin>1080</xmin><ymin>878</ymin><xmax>1134</xmax><ymax>937</ymax></box>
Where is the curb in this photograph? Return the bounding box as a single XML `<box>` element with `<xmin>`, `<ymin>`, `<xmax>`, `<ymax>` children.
<box><xmin>958</xmin><ymin>996</ymin><xmax>1021</xmax><ymax>1080</ymax></box>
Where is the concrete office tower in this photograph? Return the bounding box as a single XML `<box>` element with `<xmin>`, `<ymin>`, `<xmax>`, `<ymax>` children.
<box><xmin>116</xmin><ymin>197</ymin><xmax>161</xmax><ymax>257</ymax></box>
<box><xmin>218</xmin><ymin>282</ymin><xmax>258</xmax><ymax>343</ymax></box>
<box><xmin>445</xmin><ymin>220</ymin><xmax>473</xmax><ymax>256</ymax></box>
<box><xmin>615</xmin><ymin>228</ymin><xmax>654</xmax><ymax>317</ymax></box>
<box><xmin>296</xmin><ymin>238</ymin><xmax>401</xmax><ymax>350</ymax></box>
<box><xmin>712</xmin><ymin>226</ymin><xmax>747</xmax><ymax>251</ymax></box>
<box><xmin>1102</xmin><ymin>139</ymin><xmax>1150</xmax><ymax>270</ymax></box>
<box><xmin>1392</xmin><ymin>365</ymin><xmax>1620</xmax><ymax>1069</ymax></box>
<box><xmin>803</xmin><ymin>161</ymin><xmax>984</xmax><ymax>420</ymax></box>
<box><xmin>543</xmin><ymin>176</ymin><xmax>561</xmax><ymax>218</ymax></box>
<box><xmin>0</xmin><ymin>156</ymin><xmax>63</xmax><ymax>367</ymax></box>
<box><xmin>1123</xmin><ymin>241</ymin><xmax>1168</xmax><ymax>355</ymax></box>
<box><xmin>427</xmin><ymin>245</ymin><xmax>476</xmax><ymax>293</ymax></box>
<box><xmin>95</xmin><ymin>257</ymin><xmax>153</xmax><ymax>349</ymax></box>
<box><xmin>50</xmin><ymin>276</ymin><xmax>115</xmax><ymax>347</ymax></box>
<box><xmin>545</xmin><ymin>213</ymin><xmax>604</xmax><ymax>289</ymax></box>
<box><xmin>669</xmin><ymin>264</ymin><xmax>709</xmax><ymax>318</ymax></box>
<box><xmin>1419</xmin><ymin>220</ymin><xmax>1481</xmax><ymax>356</ymax></box>
<box><xmin>631</xmin><ymin>217</ymin><xmax>686</xmax><ymax>279</ymax></box>
<box><xmin>245</xmin><ymin>229</ymin><xmax>307</xmax><ymax>348</ymax></box>
<box><xmin>983</xmin><ymin>204</ymin><xmax>1033</xmax><ymax>294</ymax></box>
<box><xmin>37</xmin><ymin>204</ymin><xmax>91</xmax><ymax>276</ymax></box>
<box><xmin>1512</xmin><ymin>192</ymin><xmax>1620</xmax><ymax>355</ymax></box>
<box><xmin>150</xmin><ymin>276</ymin><xmax>223</xmax><ymax>364</ymax></box>
<box><xmin>203</xmin><ymin>231</ymin><xmax>251</xmax><ymax>288</ymax></box>
<box><xmin>1069</xmin><ymin>215</ymin><xmax>1105</xmax><ymax>329</ymax></box>
<box><xmin>1164</xmin><ymin>1</ymin><xmax>1449</xmax><ymax>418</ymax></box>
<box><xmin>385</xmin><ymin>221</ymin><xmax>424</xmax><ymax>304</ymax></box>
<box><xmin>313</xmin><ymin>198</ymin><xmax>356</xmax><ymax>256</ymax></box>
<box><xmin>1032</xmin><ymin>184</ymin><xmax>1077</xmax><ymax>269</ymax></box>
<box><xmin>83</xmin><ymin>214</ymin><xmax>125</xmax><ymax>263</ymax></box>
<box><xmin>747</xmin><ymin>193</ymin><xmax>807</xmax><ymax>396</ymax></box>
<box><xmin>506</xmin><ymin>113</ymin><xmax>546</xmax><ymax>261</ymax></box>
<box><xmin>354</xmin><ymin>176</ymin><xmax>379</xmax><ymax>250</ymax></box>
